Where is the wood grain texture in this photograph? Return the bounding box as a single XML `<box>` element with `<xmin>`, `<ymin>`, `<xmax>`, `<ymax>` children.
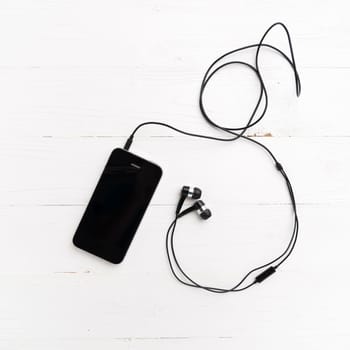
<box><xmin>1</xmin><ymin>0</ymin><xmax>349</xmax><ymax>349</ymax></box>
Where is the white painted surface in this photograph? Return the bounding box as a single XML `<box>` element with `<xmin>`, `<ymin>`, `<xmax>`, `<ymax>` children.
<box><xmin>0</xmin><ymin>1</ymin><xmax>349</xmax><ymax>349</ymax></box>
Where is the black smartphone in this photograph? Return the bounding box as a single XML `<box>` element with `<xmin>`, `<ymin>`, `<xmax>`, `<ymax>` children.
<box><xmin>73</xmin><ymin>148</ymin><xmax>162</xmax><ymax>263</ymax></box>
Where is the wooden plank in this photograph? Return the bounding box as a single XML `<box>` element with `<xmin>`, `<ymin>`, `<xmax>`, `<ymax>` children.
<box><xmin>0</xmin><ymin>66</ymin><xmax>349</xmax><ymax>137</ymax></box>
<box><xmin>0</xmin><ymin>136</ymin><xmax>348</xmax><ymax>205</ymax></box>
<box><xmin>0</xmin><ymin>1</ymin><xmax>348</xmax><ymax>67</ymax></box>
<box><xmin>0</xmin><ymin>203</ymin><xmax>348</xmax><ymax>342</ymax></box>
<box><xmin>0</xmin><ymin>335</ymin><xmax>348</xmax><ymax>350</ymax></box>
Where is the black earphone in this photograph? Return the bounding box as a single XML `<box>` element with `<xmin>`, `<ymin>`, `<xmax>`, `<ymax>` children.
<box><xmin>176</xmin><ymin>186</ymin><xmax>212</xmax><ymax>220</ymax></box>
<box><xmin>124</xmin><ymin>22</ymin><xmax>300</xmax><ymax>293</ymax></box>
<box><xmin>176</xmin><ymin>186</ymin><xmax>202</xmax><ymax>215</ymax></box>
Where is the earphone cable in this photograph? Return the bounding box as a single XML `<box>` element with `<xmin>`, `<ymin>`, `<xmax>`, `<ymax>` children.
<box><xmin>124</xmin><ymin>22</ymin><xmax>300</xmax><ymax>292</ymax></box>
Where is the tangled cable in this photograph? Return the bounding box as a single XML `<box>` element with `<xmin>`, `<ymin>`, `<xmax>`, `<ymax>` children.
<box><xmin>124</xmin><ymin>22</ymin><xmax>300</xmax><ymax>293</ymax></box>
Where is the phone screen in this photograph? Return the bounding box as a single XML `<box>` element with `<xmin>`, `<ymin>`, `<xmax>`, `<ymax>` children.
<box><xmin>73</xmin><ymin>148</ymin><xmax>162</xmax><ymax>263</ymax></box>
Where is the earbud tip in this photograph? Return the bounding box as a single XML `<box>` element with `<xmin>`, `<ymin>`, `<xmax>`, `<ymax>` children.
<box><xmin>193</xmin><ymin>187</ymin><xmax>202</xmax><ymax>199</ymax></box>
<box><xmin>200</xmin><ymin>209</ymin><xmax>211</xmax><ymax>220</ymax></box>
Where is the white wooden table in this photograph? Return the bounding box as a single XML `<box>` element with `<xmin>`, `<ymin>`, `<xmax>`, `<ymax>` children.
<box><xmin>1</xmin><ymin>1</ymin><xmax>349</xmax><ymax>349</ymax></box>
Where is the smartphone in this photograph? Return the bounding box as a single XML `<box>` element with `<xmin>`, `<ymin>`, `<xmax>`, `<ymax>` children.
<box><xmin>73</xmin><ymin>148</ymin><xmax>162</xmax><ymax>263</ymax></box>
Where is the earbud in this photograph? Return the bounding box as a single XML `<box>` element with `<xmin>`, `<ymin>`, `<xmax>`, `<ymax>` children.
<box><xmin>194</xmin><ymin>200</ymin><xmax>212</xmax><ymax>220</ymax></box>
<box><xmin>176</xmin><ymin>185</ymin><xmax>202</xmax><ymax>214</ymax></box>
<box><xmin>177</xmin><ymin>200</ymin><xmax>212</xmax><ymax>220</ymax></box>
<box><xmin>181</xmin><ymin>186</ymin><xmax>202</xmax><ymax>199</ymax></box>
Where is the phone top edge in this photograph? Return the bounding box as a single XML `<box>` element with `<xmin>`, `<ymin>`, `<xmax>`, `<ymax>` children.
<box><xmin>114</xmin><ymin>147</ymin><xmax>163</xmax><ymax>176</ymax></box>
